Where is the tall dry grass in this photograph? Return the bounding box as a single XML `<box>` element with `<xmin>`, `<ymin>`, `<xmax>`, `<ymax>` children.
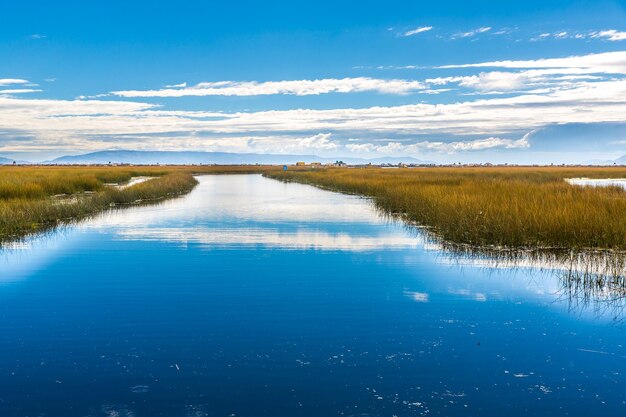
<box><xmin>266</xmin><ymin>166</ymin><xmax>626</xmax><ymax>251</ymax></box>
<box><xmin>0</xmin><ymin>165</ymin><xmax>280</xmax><ymax>200</ymax></box>
<box><xmin>0</xmin><ymin>165</ymin><xmax>279</xmax><ymax>243</ymax></box>
<box><xmin>0</xmin><ymin>172</ymin><xmax>197</xmax><ymax>242</ymax></box>
<box><xmin>0</xmin><ymin>165</ymin><xmax>281</xmax><ymax>243</ymax></box>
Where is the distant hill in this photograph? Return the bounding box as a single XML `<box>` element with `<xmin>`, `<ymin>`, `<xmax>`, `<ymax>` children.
<box><xmin>47</xmin><ymin>150</ymin><xmax>434</xmax><ymax>166</ymax></box>
<box><xmin>614</xmin><ymin>155</ymin><xmax>626</xmax><ymax>165</ymax></box>
<box><xmin>0</xmin><ymin>156</ymin><xmax>26</xmax><ymax>165</ymax></box>
<box><xmin>583</xmin><ymin>155</ymin><xmax>626</xmax><ymax>165</ymax></box>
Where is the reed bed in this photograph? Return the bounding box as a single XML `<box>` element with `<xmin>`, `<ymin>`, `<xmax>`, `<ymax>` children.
<box><xmin>266</xmin><ymin>166</ymin><xmax>626</xmax><ymax>251</ymax></box>
<box><xmin>0</xmin><ymin>165</ymin><xmax>280</xmax><ymax>243</ymax></box>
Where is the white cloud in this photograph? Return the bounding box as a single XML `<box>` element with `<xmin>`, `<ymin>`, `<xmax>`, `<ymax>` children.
<box><xmin>532</xmin><ymin>30</ymin><xmax>626</xmax><ymax>42</ymax></box>
<box><xmin>0</xmin><ymin>79</ymin><xmax>29</xmax><ymax>86</ymax></box>
<box><xmin>346</xmin><ymin>135</ymin><xmax>529</xmax><ymax>154</ymax></box>
<box><xmin>0</xmin><ymin>89</ymin><xmax>42</xmax><ymax>95</ymax></box>
<box><xmin>111</xmin><ymin>77</ymin><xmax>427</xmax><ymax>98</ymax></box>
<box><xmin>453</xmin><ymin>26</ymin><xmax>491</xmax><ymax>39</ymax></box>
<box><xmin>247</xmin><ymin>133</ymin><xmax>339</xmax><ymax>154</ymax></box>
<box><xmin>492</xmin><ymin>28</ymin><xmax>514</xmax><ymax>36</ymax></box>
<box><xmin>590</xmin><ymin>29</ymin><xmax>626</xmax><ymax>41</ymax></box>
<box><xmin>4</xmin><ymin>76</ymin><xmax>626</xmax><ymax>155</ymax></box>
<box><xmin>4</xmin><ymin>52</ymin><xmax>626</xmax><ymax>156</ymax></box>
<box><xmin>425</xmin><ymin>67</ymin><xmax>607</xmax><ymax>94</ymax></box>
<box><xmin>439</xmin><ymin>51</ymin><xmax>626</xmax><ymax>74</ymax></box>
<box><xmin>428</xmin><ymin>72</ymin><xmax>529</xmax><ymax>91</ymax></box>
<box><xmin>402</xmin><ymin>26</ymin><xmax>433</xmax><ymax>37</ymax></box>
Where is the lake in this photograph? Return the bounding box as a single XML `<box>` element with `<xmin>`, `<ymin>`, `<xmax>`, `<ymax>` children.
<box><xmin>1</xmin><ymin>174</ymin><xmax>625</xmax><ymax>416</ymax></box>
<box><xmin>566</xmin><ymin>177</ymin><xmax>626</xmax><ymax>190</ymax></box>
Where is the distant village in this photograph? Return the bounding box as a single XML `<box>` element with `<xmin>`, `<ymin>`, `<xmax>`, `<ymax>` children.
<box><xmin>3</xmin><ymin>160</ymin><xmax>625</xmax><ymax>167</ymax></box>
<box><xmin>2</xmin><ymin>159</ymin><xmax>625</xmax><ymax>168</ymax></box>
<box><xmin>285</xmin><ymin>161</ymin><xmax>623</xmax><ymax>168</ymax></box>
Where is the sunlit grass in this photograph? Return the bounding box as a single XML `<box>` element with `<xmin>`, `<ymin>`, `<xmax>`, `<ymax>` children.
<box><xmin>266</xmin><ymin>166</ymin><xmax>626</xmax><ymax>251</ymax></box>
<box><xmin>5</xmin><ymin>164</ymin><xmax>626</xmax><ymax>251</ymax></box>
<box><xmin>0</xmin><ymin>165</ymin><xmax>280</xmax><ymax>242</ymax></box>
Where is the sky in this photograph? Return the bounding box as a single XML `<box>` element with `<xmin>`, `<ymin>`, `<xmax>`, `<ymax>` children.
<box><xmin>1</xmin><ymin>0</ymin><xmax>626</xmax><ymax>163</ymax></box>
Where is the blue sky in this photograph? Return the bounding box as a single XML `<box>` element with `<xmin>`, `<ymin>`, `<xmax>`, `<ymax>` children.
<box><xmin>1</xmin><ymin>0</ymin><xmax>626</xmax><ymax>163</ymax></box>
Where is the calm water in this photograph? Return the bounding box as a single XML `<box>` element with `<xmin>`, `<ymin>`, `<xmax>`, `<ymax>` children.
<box><xmin>1</xmin><ymin>175</ymin><xmax>625</xmax><ymax>417</ymax></box>
<box><xmin>566</xmin><ymin>177</ymin><xmax>626</xmax><ymax>190</ymax></box>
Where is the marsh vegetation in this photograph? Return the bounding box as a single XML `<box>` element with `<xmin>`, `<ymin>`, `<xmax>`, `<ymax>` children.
<box><xmin>0</xmin><ymin>165</ymin><xmax>279</xmax><ymax>243</ymax></box>
<box><xmin>267</xmin><ymin>166</ymin><xmax>626</xmax><ymax>251</ymax></box>
<box><xmin>264</xmin><ymin>166</ymin><xmax>626</xmax><ymax>310</ymax></box>
<box><xmin>4</xmin><ymin>164</ymin><xmax>626</xmax><ymax>286</ymax></box>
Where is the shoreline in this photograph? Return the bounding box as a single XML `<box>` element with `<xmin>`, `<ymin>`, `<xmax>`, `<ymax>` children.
<box><xmin>0</xmin><ymin>172</ymin><xmax>198</xmax><ymax>245</ymax></box>
<box><xmin>264</xmin><ymin>166</ymin><xmax>626</xmax><ymax>253</ymax></box>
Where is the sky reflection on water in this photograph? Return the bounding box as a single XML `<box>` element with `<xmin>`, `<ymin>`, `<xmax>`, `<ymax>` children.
<box><xmin>0</xmin><ymin>174</ymin><xmax>625</xmax><ymax>417</ymax></box>
<box><xmin>566</xmin><ymin>177</ymin><xmax>626</xmax><ymax>190</ymax></box>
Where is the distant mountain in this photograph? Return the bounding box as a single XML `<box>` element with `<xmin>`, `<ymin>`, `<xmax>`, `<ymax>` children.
<box><xmin>582</xmin><ymin>155</ymin><xmax>626</xmax><ymax>165</ymax></box>
<box><xmin>0</xmin><ymin>156</ymin><xmax>28</xmax><ymax>165</ymax></box>
<box><xmin>614</xmin><ymin>155</ymin><xmax>626</xmax><ymax>165</ymax></box>
<box><xmin>583</xmin><ymin>159</ymin><xmax>610</xmax><ymax>165</ymax></box>
<box><xmin>47</xmin><ymin>150</ymin><xmax>434</xmax><ymax>166</ymax></box>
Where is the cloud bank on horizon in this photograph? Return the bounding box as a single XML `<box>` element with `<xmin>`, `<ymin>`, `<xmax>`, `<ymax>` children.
<box><xmin>1</xmin><ymin>0</ymin><xmax>626</xmax><ymax>164</ymax></box>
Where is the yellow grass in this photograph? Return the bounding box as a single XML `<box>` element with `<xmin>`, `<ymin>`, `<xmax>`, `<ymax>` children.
<box><xmin>266</xmin><ymin>166</ymin><xmax>626</xmax><ymax>251</ymax></box>
<box><xmin>0</xmin><ymin>165</ymin><xmax>280</xmax><ymax>242</ymax></box>
<box><xmin>4</xmin><ymin>164</ymin><xmax>625</xmax><ymax>251</ymax></box>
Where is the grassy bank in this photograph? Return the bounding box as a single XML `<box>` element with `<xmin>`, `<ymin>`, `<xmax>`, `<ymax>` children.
<box><xmin>0</xmin><ymin>165</ymin><xmax>279</xmax><ymax>243</ymax></box>
<box><xmin>266</xmin><ymin>167</ymin><xmax>626</xmax><ymax>251</ymax></box>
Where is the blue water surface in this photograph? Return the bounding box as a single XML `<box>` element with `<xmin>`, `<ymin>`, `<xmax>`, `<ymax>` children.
<box><xmin>0</xmin><ymin>175</ymin><xmax>624</xmax><ymax>417</ymax></box>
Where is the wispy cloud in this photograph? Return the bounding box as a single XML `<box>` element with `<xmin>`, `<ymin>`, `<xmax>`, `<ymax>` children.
<box><xmin>0</xmin><ymin>79</ymin><xmax>29</xmax><ymax>86</ymax></box>
<box><xmin>438</xmin><ymin>51</ymin><xmax>626</xmax><ymax>73</ymax></box>
<box><xmin>401</xmin><ymin>26</ymin><xmax>433</xmax><ymax>37</ymax></box>
<box><xmin>452</xmin><ymin>26</ymin><xmax>491</xmax><ymax>39</ymax></box>
<box><xmin>426</xmin><ymin>69</ymin><xmax>602</xmax><ymax>93</ymax></box>
<box><xmin>427</xmin><ymin>71</ymin><xmax>531</xmax><ymax>92</ymax></box>
<box><xmin>492</xmin><ymin>28</ymin><xmax>515</xmax><ymax>36</ymax></box>
<box><xmin>0</xmin><ymin>89</ymin><xmax>42</xmax><ymax>95</ymax></box>
<box><xmin>347</xmin><ymin>135</ymin><xmax>529</xmax><ymax>154</ymax></box>
<box><xmin>532</xmin><ymin>29</ymin><xmax>626</xmax><ymax>42</ymax></box>
<box><xmin>370</xmin><ymin>51</ymin><xmax>626</xmax><ymax>94</ymax></box>
<box><xmin>27</xmin><ymin>34</ymin><xmax>46</xmax><ymax>40</ymax></box>
<box><xmin>110</xmin><ymin>78</ymin><xmax>427</xmax><ymax>97</ymax></box>
<box><xmin>590</xmin><ymin>29</ymin><xmax>626</xmax><ymax>41</ymax></box>
<box><xmin>427</xmin><ymin>51</ymin><xmax>626</xmax><ymax>94</ymax></box>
